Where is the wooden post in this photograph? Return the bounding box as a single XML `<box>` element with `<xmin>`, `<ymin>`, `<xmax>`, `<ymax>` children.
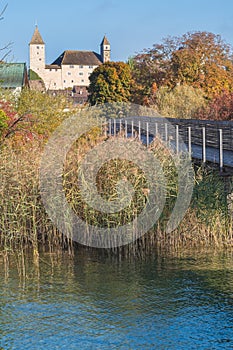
<box><xmin>202</xmin><ymin>127</ymin><xmax>206</xmax><ymax>164</ymax></box>
<box><xmin>165</xmin><ymin>123</ymin><xmax>168</xmax><ymax>143</ymax></box>
<box><xmin>155</xmin><ymin>122</ymin><xmax>158</xmax><ymax>138</ymax></box>
<box><xmin>104</xmin><ymin>120</ymin><xmax>107</xmax><ymax>137</ymax></box>
<box><xmin>131</xmin><ymin>120</ymin><xmax>134</xmax><ymax>138</ymax></box>
<box><xmin>146</xmin><ymin>122</ymin><xmax>149</xmax><ymax>147</ymax></box>
<box><xmin>176</xmin><ymin>125</ymin><xmax>179</xmax><ymax>154</ymax></box>
<box><xmin>108</xmin><ymin>119</ymin><xmax>112</xmax><ymax>136</ymax></box>
<box><xmin>119</xmin><ymin>119</ymin><xmax>122</xmax><ymax>134</ymax></box>
<box><xmin>219</xmin><ymin>129</ymin><xmax>223</xmax><ymax>172</ymax></box>
<box><xmin>125</xmin><ymin>120</ymin><xmax>128</xmax><ymax>138</ymax></box>
<box><xmin>138</xmin><ymin>121</ymin><xmax>141</xmax><ymax>141</ymax></box>
<box><xmin>113</xmin><ymin>118</ymin><xmax>116</xmax><ymax>136</ymax></box>
<box><xmin>188</xmin><ymin>126</ymin><xmax>192</xmax><ymax>158</ymax></box>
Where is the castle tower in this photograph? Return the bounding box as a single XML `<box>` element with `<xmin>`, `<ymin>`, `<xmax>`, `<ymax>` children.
<box><xmin>29</xmin><ymin>26</ymin><xmax>45</xmax><ymax>76</ymax></box>
<box><xmin>100</xmin><ymin>35</ymin><xmax>111</xmax><ymax>63</ymax></box>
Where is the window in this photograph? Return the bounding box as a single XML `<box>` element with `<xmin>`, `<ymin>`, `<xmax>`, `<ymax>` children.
<box><xmin>89</xmin><ymin>65</ymin><xmax>93</xmax><ymax>69</ymax></box>
<box><xmin>70</xmin><ymin>65</ymin><xmax>74</xmax><ymax>68</ymax></box>
<box><xmin>50</xmin><ymin>69</ymin><xmax>52</xmax><ymax>71</ymax></box>
<box><xmin>37</xmin><ymin>46</ymin><xmax>40</xmax><ymax>49</ymax></box>
<box><xmin>68</xmin><ymin>72</ymin><xmax>71</xmax><ymax>75</ymax></box>
<box><xmin>79</xmin><ymin>65</ymin><xmax>83</xmax><ymax>68</ymax></box>
<box><xmin>64</xmin><ymin>80</ymin><xmax>66</xmax><ymax>83</ymax></box>
<box><xmin>54</xmin><ymin>82</ymin><xmax>56</xmax><ymax>86</ymax></box>
<box><xmin>39</xmin><ymin>58</ymin><xmax>42</xmax><ymax>61</ymax></box>
<box><xmin>71</xmin><ymin>80</ymin><xmax>74</xmax><ymax>83</ymax></box>
<box><xmin>81</xmin><ymin>79</ymin><xmax>84</xmax><ymax>82</ymax></box>
<box><xmin>79</xmin><ymin>72</ymin><xmax>83</xmax><ymax>76</ymax></box>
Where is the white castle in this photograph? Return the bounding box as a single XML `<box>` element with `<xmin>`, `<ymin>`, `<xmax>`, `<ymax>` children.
<box><xmin>29</xmin><ymin>26</ymin><xmax>111</xmax><ymax>90</ymax></box>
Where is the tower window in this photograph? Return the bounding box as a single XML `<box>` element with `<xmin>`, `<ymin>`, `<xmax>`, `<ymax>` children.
<box><xmin>79</xmin><ymin>65</ymin><xmax>83</xmax><ymax>69</ymax></box>
<box><xmin>37</xmin><ymin>46</ymin><xmax>40</xmax><ymax>49</ymax></box>
<box><xmin>89</xmin><ymin>66</ymin><xmax>93</xmax><ymax>69</ymax></box>
<box><xmin>70</xmin><ymin>65</ymin><xmax>74</xmax><ymax>68</ymax></box>
<box><xmin>68</xmin><ymin>72</ymin><xmax>71</xmax><ymax>75</ymax></box>
<box><xmin>79</xmin><ymin>72</ymin><xmax>83</xmax><ymax>75</ymax></box>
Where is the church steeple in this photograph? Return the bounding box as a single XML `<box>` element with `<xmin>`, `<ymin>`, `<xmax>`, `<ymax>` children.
<box><xmin>100</xmin><ymin>35</ymin><xmax>110</xmax><ymax>63</ymax></box>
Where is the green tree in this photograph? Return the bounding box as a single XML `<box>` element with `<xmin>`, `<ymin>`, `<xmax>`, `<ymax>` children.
<box><xmin>29</xmin><ymin>69</ymin><xmax>43</xmax><ymax>81</ymax></box>
<box><xmin>88</xmin><ymin>62</ymin><xmax>132</xmax><ymax>105</ymax></box>
<box><xmin>16</xmin><ymin>89</ymin><xmax>74</xmax><ymax>139</ymax></box>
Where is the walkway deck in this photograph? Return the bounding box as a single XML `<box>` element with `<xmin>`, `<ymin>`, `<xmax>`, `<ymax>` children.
<box><xmin>108</xmin><ymin>116</ymin><xmax>233</xmax><ymax>170</ymax></box>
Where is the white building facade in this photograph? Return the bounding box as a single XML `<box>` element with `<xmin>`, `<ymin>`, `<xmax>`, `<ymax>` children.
<box><xmin>29</xmin><ymin>26</ymin><xmax>111</xmax><ymax>91</ymax></box>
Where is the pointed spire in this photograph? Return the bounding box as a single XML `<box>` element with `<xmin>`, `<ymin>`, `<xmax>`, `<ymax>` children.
<box><xmin>101</xmin><ymin>35</ymin><xmax>110</xmax><ymax>46</ymax></box>
<box><xmin>30</xmin><ymin>26</ymin><xmax>45</xmax><ymax>45</ymax></box>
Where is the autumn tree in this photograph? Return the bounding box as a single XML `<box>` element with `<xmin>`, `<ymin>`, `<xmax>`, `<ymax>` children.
<box><xmin>130</xmin><ymin>37</ymin><xmax>177</xmax><ymax>105</ymax></box>
<box><xmin>0</xmin><ymin>89</ymin><xmax>74</xmax><ymax>145</ymax></box>
<box><xmin>131</xmin><ymin>31</ymin><xmax>233</xmax><ymax>103</ymax></box>
<box><xmin>171</xmin><ymin>32</ymin><xmax>233</xmax><ymax>98</ymax></box>
<box><xmin>195</xmin><ymin>91</ymin><xmax>233</xmax><ymax>121</ymax></box>
<box><xmin>88</xmin><ymin>62</ymin><xmax>132</xmax><ymax>105</ymax></box>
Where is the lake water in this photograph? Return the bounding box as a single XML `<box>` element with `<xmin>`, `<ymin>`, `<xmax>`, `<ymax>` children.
<box><xmin>0</xmin><ymin>249</ymin><xmax>233</xmax><ymax>349</ymax></box>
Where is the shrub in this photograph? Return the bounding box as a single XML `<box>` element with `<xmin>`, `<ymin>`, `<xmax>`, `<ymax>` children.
<box><xmin>155</xmin><ymin>85</ymin><xmax>206</xmax><ymax>119</ymax></box>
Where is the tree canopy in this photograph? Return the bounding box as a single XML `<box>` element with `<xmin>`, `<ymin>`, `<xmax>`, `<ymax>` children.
<box><xmin>132</xmin><ymin>31</ymin><xmax>233</xmax><ymax>103</ymax></box>
<box><xmin>88</xmin><ymin>62</ymin><xmax>132</xmax><ymax>105</ymax></box>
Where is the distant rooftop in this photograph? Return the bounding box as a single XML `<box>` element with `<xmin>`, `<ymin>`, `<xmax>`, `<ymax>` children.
<box><xmin>0</xmin><ymin>63</ymin><xmax>29</xmax><ymax>89</ymax></box>
<box><xmin>52</xmin><ymin>50</ymin><xmax>102</xmax><ymax>66</ymax></box>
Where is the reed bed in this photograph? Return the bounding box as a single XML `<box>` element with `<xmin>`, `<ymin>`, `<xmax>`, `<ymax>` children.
<box><xmin>0</xmin><ymin>129</ymin><xmax>232</xmax><ymax>258</ymax></box>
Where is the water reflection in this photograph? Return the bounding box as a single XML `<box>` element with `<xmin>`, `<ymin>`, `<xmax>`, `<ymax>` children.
<box><xmin>0</xmin><ymin>250</ymin><xmax>233</xmax><ymax>349</ymax></box>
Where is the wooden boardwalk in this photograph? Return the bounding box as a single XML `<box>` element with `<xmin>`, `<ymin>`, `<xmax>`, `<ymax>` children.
<box><xmin>108</xmin><ymin>116</ymin><xmax>233</xmax><ymax>171</ymax></box>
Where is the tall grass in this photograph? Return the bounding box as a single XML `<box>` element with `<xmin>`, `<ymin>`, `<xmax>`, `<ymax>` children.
<box><xmin>0</xmin><ymin>130</ymin><xmax>232</xmax><ymax>258</ymax></box>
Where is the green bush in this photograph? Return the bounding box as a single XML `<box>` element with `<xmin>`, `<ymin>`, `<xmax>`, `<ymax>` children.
<box><xmin>0</xmin><ymin>109</ymin><xmax>8</xmax><ymax>137</ymax></box>
<box><xmin>155</xmin><ymin>85</ymin><xmax>206</xmax><ymax>119</ymax></box>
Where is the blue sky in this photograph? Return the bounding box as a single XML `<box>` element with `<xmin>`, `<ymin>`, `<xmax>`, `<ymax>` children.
<box><xmin>2</xmin><ymin>0</ymin><xmax>233</xmax><ymax>65</ymax></box>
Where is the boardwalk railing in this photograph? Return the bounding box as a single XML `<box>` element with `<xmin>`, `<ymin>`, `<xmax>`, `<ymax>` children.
<box><xmin>106</xmin><ymin>116</ymin><xmax>233</xmax><ymax>171</ymax></box>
